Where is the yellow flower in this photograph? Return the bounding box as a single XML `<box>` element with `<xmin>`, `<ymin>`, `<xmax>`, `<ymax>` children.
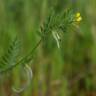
<box><xmin>76</xmin><ymin>16</ymin><xmax>82</xmax><ymax>22</ymax></box>
<box><xmin>76</xmin><ymin>12</ymin><xmax>80</xmax><ymax>18</ymax></box>
<box><xmin>75</xmin><ymin>12</ymin><xmax>82</xmax><ymax>22</ymax></box>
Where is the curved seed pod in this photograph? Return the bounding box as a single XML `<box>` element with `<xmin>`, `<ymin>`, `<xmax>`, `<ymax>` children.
<box><xmin>52</xmin><ymin>31</ymin><xmax>61</xmax><ymax>48</ymax></box>
<box><xmin>12</xmin><ymin>64</ymin><xmax>33</xmax><ymax>93</ymax></box>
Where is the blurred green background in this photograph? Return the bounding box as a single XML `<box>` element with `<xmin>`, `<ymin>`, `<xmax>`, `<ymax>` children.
<box><xmin>0</xmin><ymin>0</ymin><xmax>96</xmax><ymax>96</ymax></box>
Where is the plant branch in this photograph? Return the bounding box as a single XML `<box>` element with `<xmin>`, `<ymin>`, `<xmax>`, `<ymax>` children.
<box><xmin>0</xmin><ymin>39</ymin><xmax>42</xmax><ymax>73</ymax></box>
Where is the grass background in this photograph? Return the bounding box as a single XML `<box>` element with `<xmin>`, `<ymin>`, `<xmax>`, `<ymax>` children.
<box><xmin>0</xmin><ymin>0</ymin><xmax>96</xmax><ymax>96</ymax></box>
